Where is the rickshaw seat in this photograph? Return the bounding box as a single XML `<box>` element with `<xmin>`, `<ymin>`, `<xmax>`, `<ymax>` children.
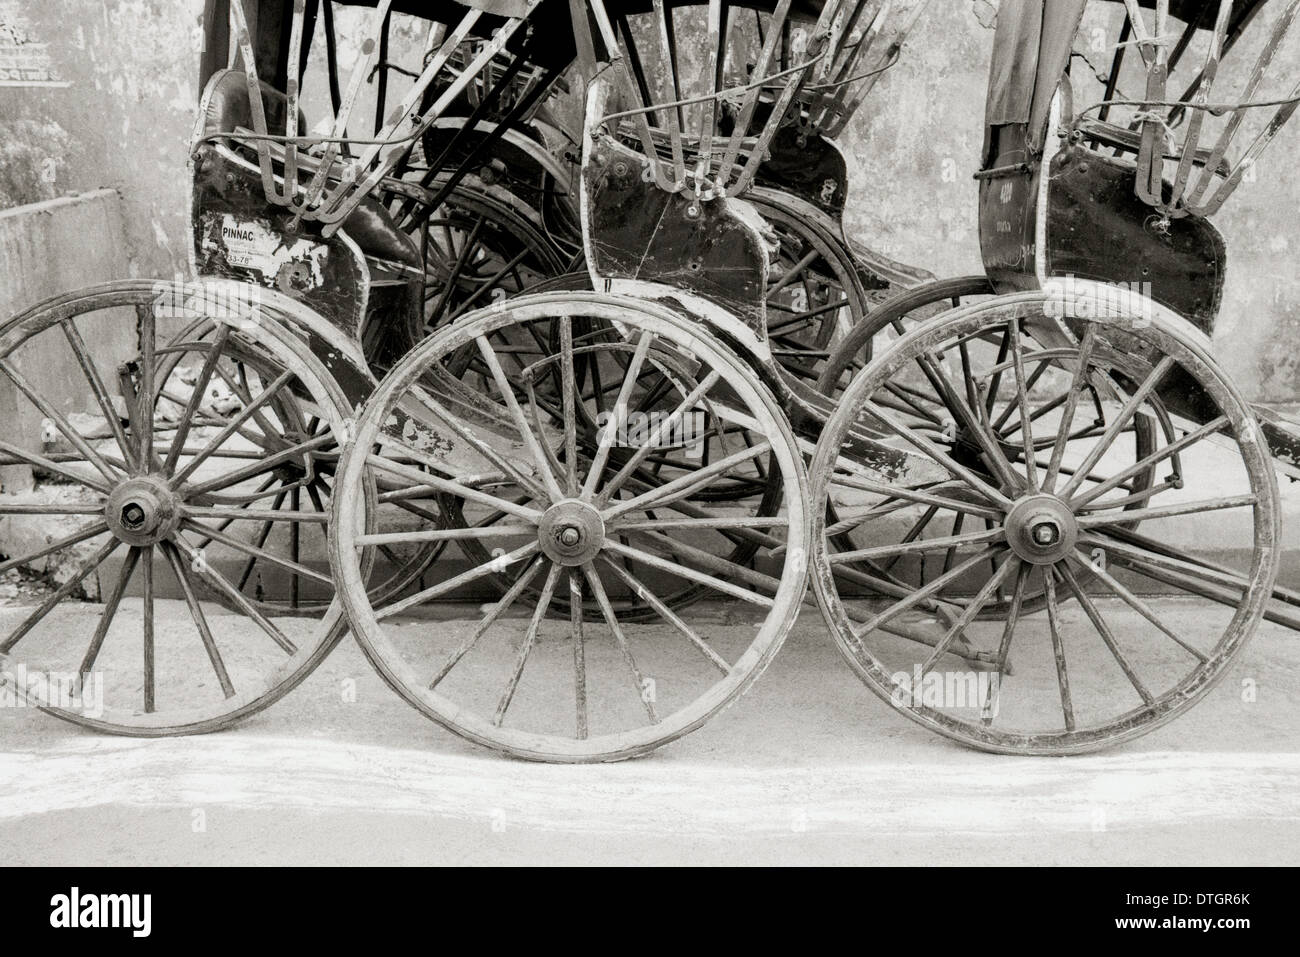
<box><xmin>1074</xmin><ymin>118</ymin><xmax>1233</xmax><ymax>179</ymax></box>
<box><xmin>198</xmin><ymin>69</ymin><xmax>419</xmax><ymax>270</ymax></box>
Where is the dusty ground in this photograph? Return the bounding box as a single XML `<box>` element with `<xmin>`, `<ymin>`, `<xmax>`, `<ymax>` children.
<box><xmin>1</xmin><ymin>598</ymin><xmax>1298</xmax><ymax>866</ymax></box>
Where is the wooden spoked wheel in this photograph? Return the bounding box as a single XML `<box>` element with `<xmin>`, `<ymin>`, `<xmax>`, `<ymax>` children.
<box><xmin>331</xmin><ymin>291</ymin><xmax>810</xmax><ymax>762</ymax></box>
<box><xmin>745</xmin><ymin>189</ymin><xmax>870</xmax><ymax>393</ymax></box>
<box><xmin>810</xmin><ymin>291</ymin><xmax>1279</xmax><ymax>754</ymax></box>
<box><xmin>0</xmin><ymin>281</ymin><xmax>356</xmax><ymax>734</ymax></box>
<box><xmin>159</xmin><ymin>320</ymin><xmax>438</xmax><ymax>617</ymax></box>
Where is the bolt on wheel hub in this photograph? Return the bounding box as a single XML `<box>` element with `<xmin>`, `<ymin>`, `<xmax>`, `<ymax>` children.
<box><xmin>104</xmin><ymin>475</ymin><xmax>183</xmax><ymax>547</ymax></box>
<box><xmin>537</xmin><ymin>499</ymin><xmax>605</xmax><ymax>567</ymax></box>
<box><xmin>1004</xmin><ymin>493</ymin><xmax>1078</xmax><ymax>565</ymax></box>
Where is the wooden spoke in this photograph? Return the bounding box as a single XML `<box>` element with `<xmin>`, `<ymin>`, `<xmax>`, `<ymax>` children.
<box><xmin>474</xmin><ymin>334</ymin><xmax>564</xmax><ymax>501</ymax></box>
<box><xmin>62</xmin><ymin>319</ymin><xmax>137</xmax><ymax>470</ymax></box>
<box><xmin>141</xmin><ymin>545</ymin><xmax>155</xmax><ymax>713</ymax></box>
<box><xmin>865</xmin><ymin>402</ymin><xmax>1013</xmax><ymax>508</ymax></box>
<box><xmin>170</xmin><ymin>535</ymin><xmax>297</xmax><ymax>655</ymax></box>
<box><xmin>356</xmin><ymin>524</ymin><xmax>534</xmax><ymax>546</ymax></box>
<box><xmin>827</xmin><ymin>473</ymin><xmax>1003</xmax><ymax>520</ymax></box>
<box><xmin>604</xmin><ymin>536</ymin><xmax>777</xmax><ymax>607</ymax></box>
<box><xmin>1043</xmin><ymin>326</ymin><xmax>1097</xmax><ymax>490</ymax></box>
<box><xmin>559</xmin><ymin>315</ymin><xmax>579</xmax><ymax>497</ymax></box>
<box><xmin>1076</xmin><ymin>494</ymin><xmax>1257</xmax><ymax>527</ymax></box>
<box><xmin>1006</xmin><ymin>319</ymin><xmax>1038</xmax><ymax>490</ymax></box>
<box><xmin>583</xmin><ymin>564</ymin><xmax>658</xmax><ymax>724</ymax></box>
<box><xmin>1056</xmin><ymin>562</ymin><xmax>1156</xmax><ymax>708</ymax></box>
<box><xmin>1042</xmin><ymin>567</ymin><xmax>1075</xmax><ymax>732</ymax></box>
<box><xmin>428</xmin><ymin>555</ymin><xmax>547</xmax><ymax>690</ymax></box>
<box><xmin>493</xmin><ymin>562</ymin><xmax>562</xmax><ymax>726</ymax></box>
<box><xmin>831</xmin><ymin>525</ymin><xmax>1004</xmax><ymax>565</ymax></box>
<box><xmin>0</xmin><ymin>437</ymin><xmax>112</xmax><ymax>494</ymax></box>
<box><xmin>1066</xmin><ymin>550</ymin><xmax>1209</xmax><ymax>663</ymax></box>
<box><xmin>0</xmin><ymin>522</ymin><xmax>110</xmax><ymax>577</ymax></box>
<box><xmin>1071</xmin><ymin>416</ymin><xmax>1228</xmax><ymax>509</ymax></box>
<box><xmin>365</xmin><ymin>453</ymin><xmax>541</xmax><ymax>521</ymax></box>
<box><xmin>580</xmin><ymin>331</ymin><xmax>654</xmax><ymax>499</ymax></box>
<box><xmin>0</xmin><ymin>538</ymin><xmax>120</xmax><ymax>654</ymax></box>
<box><xmin>179</xmin><ymin>518</ymin><xmax>332</xmax><ymax>587</ymax></box>
<box><xmin>0</xmin><ymin>359</ymin><xmax>121</xmax><ymax>484</ymax></box>
<box><xmin>609</xmin><ymin>516</ymin><xmax>788</xmax><ymax>533</ymax></box>
<box><xmin>604</xmin><ymin>440</ymin><xmax>772</xmax><ymax>520</ymax></box>
<box><xmin>1057</xmin><ymin>356</ymin><xmax>1176</xmax><ymax>499</ymax></box>
<box><xmin>77</xmin><ymin>545</ymin><xmax>141</xmax><ymax>680</ymax></box>
<box><xmin>183</xmin><ymin>433</ymin><xmax>335</xmax><ymax>497</ymax></box>
<box><xmin>570</xmin><ymin>569</ymin><xmax>587</xmax><ymax>740</ymax></box>
<box><xmin>404</xmin><ymin>384</ymin><xmax>550</xmax><ymax>502</ymax></box>
<box><xmin>163</xmin><ymin>324</ymin><xmax>232</xmax><ymax>471</ymax></box>
<box><xmin>919</xmin><ymin>553</ymin><xmax>1017</xmax><ymax>676</ymax></box>
<box><xmin>377</xmin><ymin>541</ymin><xmax>540</xmax><ymax>620</ymax></box>
<box><xmin>849</xmin><ymin>546</ymin><xmax>1000</xmax><ymax>643</ymax></box>
<box><xmin>161</xmin><ymin>541</ymin><xmax>237</xmax><ymax>698</ymax></box>
<box><xmin>170</xmin><ymin>368</ymin><xmax>296</xmax><ymax>486</ymax></box>
<box><xmin>601</xmin><ymin>556</ymin><xmax>731</xmax><ymax>675</ymax></box>
<box><xmin>595</xmin><ymin>369</ymin><xmax>722</xmax><ymax>506</ymax></box>
<box><xmin>136</xmin><ymin>304</ymin><xmax>156</xmax><ymax>465</ymax></box>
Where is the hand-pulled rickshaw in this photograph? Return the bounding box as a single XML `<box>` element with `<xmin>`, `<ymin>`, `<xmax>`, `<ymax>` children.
<box><xmin>811</xmin><ymin>0</ymin><xmax>1300</xmax><ymax>753</ymax></box>
<box><xmin>2</xmin><ymin>0</ymin><xmax>1297</xmax><ymax>760</ymax></box>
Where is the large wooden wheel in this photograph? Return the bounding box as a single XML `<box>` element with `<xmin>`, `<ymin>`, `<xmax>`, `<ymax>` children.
<box><xmin>0</xmin><ymin>280</ymin><xmax>357</xmax><ymax>734</ymax></box>
<box><xmin>331</xmin><ymin>291</ymin><xmax>810</xmax><ymax>762</ymax></box>
<box><xmin>810</xmin><ymin>289</ymin><xmax>1280</xmax><ymax>754</ymax></box>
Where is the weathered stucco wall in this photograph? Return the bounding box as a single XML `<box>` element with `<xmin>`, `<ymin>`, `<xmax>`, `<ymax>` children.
<box><xmin>0</xmin><ymin>0</ymin><xmax>206</xmax><ymax>279</ymax></box>
<box><xmin>2</xmin><ymin>0</ymin><xmax>1299</xmax><ymax>400</ymax></box>
<box><xmin>0</xmin><ymin>189</ymin><xmax>136</xmax><ymax>495</ymax></box>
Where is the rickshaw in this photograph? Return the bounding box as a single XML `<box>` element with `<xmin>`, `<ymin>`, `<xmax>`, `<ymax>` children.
<box><xmin>3</xmin><ymin>0</ymin><xmax>1291</xmax><ymax>762</ymax></box>
<box><xmin>809</xmin><ymin>0</ymin><xmax>1300</xmax><ymax>753</ymax></box>
<box><xmin>375</xmin><ymin>0</ymin><xmax>937</xmax><ymax>384</ymax></box>
<box><xmin>0</xmin><ymin>0</ymin><xmax>927</xmax><ymax>759</ymax></box>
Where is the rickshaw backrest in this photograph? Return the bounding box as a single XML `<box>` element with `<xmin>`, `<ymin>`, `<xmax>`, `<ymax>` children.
<box><xmin>977</xmin><ymin>0</ymin><xmax>1226</xmax><ymax>335</ymax></box>
<box><xmin>198</xmin><ymin>68</ymin><xmax>306</xmax><ymax>142</ymax></box>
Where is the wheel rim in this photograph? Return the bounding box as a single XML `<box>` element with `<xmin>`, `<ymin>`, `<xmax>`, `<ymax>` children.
<box><xmin>810</xmin><ymin>292</ymin><xmax>1279</xmax><ymax>754</ymax></box>
<box><xmin>332</xmin><ymin>292</ymin><xmax>810</xmax><ymax>762</ymax></box>
<box><xmin>0</xmin><ymin>282</ymin><xmax>354</xmax><ymax>734</ymax></box>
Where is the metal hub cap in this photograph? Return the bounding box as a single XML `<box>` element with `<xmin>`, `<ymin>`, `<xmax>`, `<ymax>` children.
<box><xmin>104</xmin><ymin>475</ymin><xmax>183</xmax><ymax>547</ymax></box>
<box><xmin>537</xmin><ymin>499</ymin><xmax>605</xmax><ymax>566</ymax></box>
<box><xmin>1004</xmin><ymin>493</ymin><xmax>1078</xmax><ymax>565</ymax></box>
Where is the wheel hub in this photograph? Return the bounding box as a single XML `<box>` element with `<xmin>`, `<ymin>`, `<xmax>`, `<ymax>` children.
<box><xmin>105</xmin><ymin>475</ymin><xmax>183</xmax><ymax>546</ymax></box>
<box><xmin>537</xmin><ymin>499</ymin><xmax>605</xmax><ymax>567</ymax></box>
<box><xmin>1004</xmin><ymin>493</ymin><xmax>1077</xmax><ymax>565</ymax></box>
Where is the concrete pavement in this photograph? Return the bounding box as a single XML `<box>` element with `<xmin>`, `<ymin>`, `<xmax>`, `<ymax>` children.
<box><xmin>1</xmin><ymin>597</ymin><xmax>1297</xmax><ymax>866</ymax></box>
